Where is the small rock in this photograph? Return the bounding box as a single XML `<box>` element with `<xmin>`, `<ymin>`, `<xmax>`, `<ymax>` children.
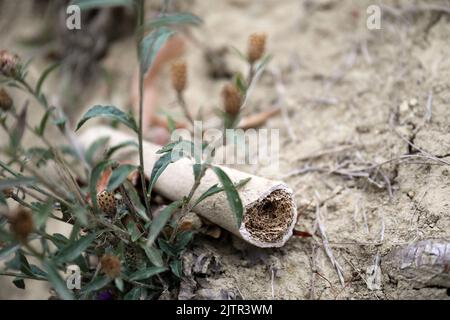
<box><xmin>399</xmin><ymin>101</ymin><xmax>409</xmax><ymax>113</ymax></box>
<box><xmin>409</xmin><ymin>98</ymin><xmax>418</xmax><ymax>107</ymax></box>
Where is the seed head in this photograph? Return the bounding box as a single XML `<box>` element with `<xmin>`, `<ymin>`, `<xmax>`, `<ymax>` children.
<box><xmin>247</xmin><ymin>33</ymin><xmax>267</xmax><ymax>63</ymax></box>
<box><xmin>171</xmin><ymin>60</ymin><xmax>187</xmax><ymax>93</ymax></box>
<box><xmin>222</xmin><ymin>83</ymin><xmax>242</xmax><ymax>116</ymax></box>
<box><xmin>1</xmin><ymin>186</ymin><xmax>14</xmax><ymax>198</ymax></box>
<box><xmin>101</xmin><ymin>254</ymin><xmax>121</xmax><ymax>278</ymax></box>
<box><xmin>0</xmin><ymin>88</ymin><xmax>13</xmax><ymax>111</ymax></box>
<box><xmin>0</xmin><ymin>50</ymin><xmax>20</xmax><ymax>78</ymax></box>
<box><xmin>96</xmin><ymin>190</ymin><xmax>116</xmax><ymax>216</ymax></box>
<box><xmin>9</xmin><ymin>207</ymin><xmax>34</xmax><ymax>242</ymax></box>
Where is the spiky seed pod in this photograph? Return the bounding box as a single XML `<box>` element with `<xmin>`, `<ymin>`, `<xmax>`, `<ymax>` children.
<box><xmin>222</xmin><ymin>83</ymin><xmax>242</xmax><ymax>116</ymax></box>
<box><xmin>100</xmin><ymin>254</ymin><xmax>121</xmax><ymax>278</ymax></box>
<box><xmin>0</xmin><ymin>50</ymin><xmax>20</xmax><ymax>78</ymax></box>
<box><xmin>9</xmin><ymin>207</ymin><xmax>34</xmax><ymax>242</ymax></box>
<box><xmin>96</xmin><ymin>190</ymin><xmax>116</xmax><ymax>216</ymax></box>
<box><xmin>171</xmin><ymin>60</ymin><xmax>187</xmax><ymax>93</ymax></box>
<box><xmin>247</xmin><ymin>32</ymin><xmax>267</xmax><ymax>63</ymax></box>
<box><xmin>0</xmin><ymin>88</ymin><xmax>13</xmax><ymax>111</ymax></box>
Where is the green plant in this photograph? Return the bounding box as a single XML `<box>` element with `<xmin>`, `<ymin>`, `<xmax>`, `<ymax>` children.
<box><xmin>0</xmin><ymin>0</ymin><xmax>251</xmax><ymax>300</ymax></box>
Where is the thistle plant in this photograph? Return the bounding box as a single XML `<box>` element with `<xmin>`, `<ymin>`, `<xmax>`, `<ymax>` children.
<box><xmin>0</xmin><ymin>0</ymin><xmax>250</xmax><ymax>300</ymax></box>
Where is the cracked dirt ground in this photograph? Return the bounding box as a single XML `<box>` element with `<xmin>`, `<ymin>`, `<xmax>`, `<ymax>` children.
<box><xmin>1</xmin><ymin>0</ymin><xmax>450</xmax><ymax>299</ymax></box>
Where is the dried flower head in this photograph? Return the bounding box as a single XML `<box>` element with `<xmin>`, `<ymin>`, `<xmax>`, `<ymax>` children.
<box><xmin>171</xmin><ymin>60</ymin><xmax>187</xmax><ymax>93</ymax></box>
<box><xmin>222</xmin><ymin>83</ymin><xmax>242</xmax><ymax>116</ymax></box>
<box><xmin>1</xmin><ymin>186</ymin><xmax>14</xmax><ymax>198</ymax></box>
<box><xmin>100</xmin><ymin>254</ymin><xmax>121</xmax><ymax>278</ymax></box>
<box><xmin>96</xmin><ymin>190</ymin><xmax>116</xmax><ymax>216</ymax></box>
<box><xmin>9</xmin><ymin>207</ymin><xmax>34</xmax><ymax>242</ymax></box>
<box><xmin>247</xmin><ymin>33</ymin><xmax>267</xmax><ymax>63</ymax></box>
<box><xmin>0</xmin><ymin>50</ymin><xmax>20</xmax><ymax>78</ymax></box>
<box><xmin>0</xmin><ymin>88</ymin><xmax>13</xmax><ymax>111</ymax></box>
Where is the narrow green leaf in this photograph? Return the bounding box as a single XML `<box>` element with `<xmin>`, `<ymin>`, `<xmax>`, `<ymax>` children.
<box><xmin>212</xmin><ymin>167</ymin><xmax>244</xmax><ymax>228</ymax></box>
<box><xmin>115</xmin><ymin>277</ymin><xmax>124</xmax><ymax>292</ymax></box>
<box><xmin>169</xmin><ymin>260</ymin><xmax>182</xmax><ymax>278</ymax></box>
<box><xmin>142</xmin><ymin>12</ymin><xmax>202</xmax><ymax>31</ymax></box>
<box><xmin>0</xmin><ymin>177</ymin><xmax>35</xmax><ymax>191</ymax></box>
<box><xmin>36</xmin><ymin>62</ymin><xmax>60</xmax><ymax>96</ymax></box>
<box><xmin>18</xmin><ymin>251</ymin><xmax>34</xmax><ymax>277</ymax></box>
<box><xmin>27</xmin><ymin>147</ymin><xmax>54</xmax><ymax>167</ymax></box>
<box><xmin>140</xmin><ymin>27</ymin><xmax>175</xmax><ymax>74</ymax></box>
<box><xmin>234</xmin><ymin>72</ymin><xmax>247</xmax><ymax>95</ymax></box>
<box><xmin>72</xmin><ymin>0</ymin><xmax>133</xmax><ymax>10</ymax></box>
<box><xmin>141</xmin><ymin>244</ymin><xmax>164</xmax><ymax>267</ymax></box>
<box><xmin>126</xmin><ymin>221</ymin><xmax>143</xmax><ymax>242</ymax></box>
<box><xmin>129</xmin><ymin>266</ymin><xmax>166</xmax><ymax>281</ymax></box>
<box><xmin>230</xmin><ymin>45</ymin><xmax>247</xmax><ymax>61</ymax></box>
<box><xmin>55</xmin><ymin>233</ymin><xmax>97</xmax><ymax>264</ymax></box>
<box><xmin>37</xmin><ymin>106</ymin><xmax>56</xmax><ymax>136</ymax></box>
<box><xmin>76</xmin><ymin>105</ymin><xmax>138</xmax><ymax>132</ymax></box>
<box><xmin>106</xmin><ymin>140</ymin><xmax>138</xmax><ymax>159</ymax></box>
<box><xmin>10</xmin><ymin>104</ymin><xmax>28</xmax><ymax>148</ymax></box>
<box><xmin>193</xmin><ymin>163</ymin><xmax>202</xmax><ymax>180</ymax></box>
<box><xmin>85</xmin><ymin>136</ymin><xmax>110</xmax><ymax>166</ymax></box>
<box><xmin>167</xmin><ymin>115</ymin><xmax>176</xmax><ymax>134</ymax></box>
<box><xmin>123</xmin><ymin>181</ymin><xmax>148</xmax><ymax>222</ymax></box>
<box><xmin>43</xmin><ymin>260</ymin><xmax>74</xmax><ymax>300</ymax></box>
<box><xmin>32</xmin><ymin>200</ymin><xmax>53</xmax><ymax>229</ymax></box>
<box><xmin>81</xmin><ymin>276</ymin><xmax>111</xmax><ymax>294</ymax></box>
<box><xmin>124</xmin><ymin>287</ymin><xmax>142</xmax><ymax>300</ymax></box>
<box><xmin>48</xmin><ymin>233</ymin><xmax>70</xmax><ymax>249</ymax></box>
<box><xmin>175</xmin><ymin>231</ymin><xmax>194</xmax><ymax>252</ymax></box>
<box><xmin>157</xmin><ymin>238</ymin><xmax>177</xmax><ymax>257</ymax></box>
<box><xmin>191</xmin><ymin>184</ymin><xmax>221</xmax><ymax>209</ymax></box>
<box><xmin>147</xmin><ymin>201</ymin><xmax>182</xmax><ymax>246</ymax></box>
<box><xmin>147</xmin><ymin>152</ymin><xmax>173</xmax><ymax>197</ymax></box>
<box><xmin>156</xmin><ymin>140</ymin><xmax>182</xmax><ymax>154</ymax></box>
<box><xmin>107</xmin><ymin>164</ymin><xmax>136</xmax><ymax>191</ymax></box>
<box><xmin>191</xmin><ymin>177</ymin><xmax>251</xmax><ymax>210</ymax></box>
<box><xmin>0</xmin><ymin>244</ymin><xmax>20</xmax><ymax>260</ymax></box>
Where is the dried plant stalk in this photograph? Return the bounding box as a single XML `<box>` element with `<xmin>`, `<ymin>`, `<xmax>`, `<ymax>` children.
<box><xmin>78</xmin><ymin>126</ymin><xmax>297</xmax><ymax>248</ymax></box>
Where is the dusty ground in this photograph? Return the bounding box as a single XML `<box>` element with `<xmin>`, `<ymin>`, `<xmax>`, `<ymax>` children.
<box><xmin>1</xmin><ymin>0</ymin><xmax>450</xmax><ymax>299</ymax></box>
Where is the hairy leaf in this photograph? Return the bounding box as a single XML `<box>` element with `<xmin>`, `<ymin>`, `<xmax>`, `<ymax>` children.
<box><xmin>43</xmin><ymin>260</ymin><xmax>74</xmax><ymax>300</ymax></box>
<box><xmin>55</xmin><ymin>233</ymin><xmax>97</xmax><ymax>264</ymax></box>
<box><xmin>85</xmin><ymin>136</ymin><xmax>110</xmax><ymax>166</ymax></box>
<box><xmin>72</xmin><ymin>0</ymin><xmax>133</xmax><ymax>10</ymax></box>
<box><xmin>129</xmin><ymin>266</ymin><xmax>166</xmax><ymax>281</ymax></box>
<box><xmin>106</xmin><ymin>140</ymin><xmax>138</xmax><ymax>159</ymax></box>
<box><xmin>141</xmin><ymin>244</ymin><xmax>164</xmax><ymax>267</ymax></box>
<box><xmin>147</xmin><ymin>201</ymin><xmax>182</xmax><ymax>246</ymax></box>
<box><xmin>0</xmin><ymin>177</ymin><xmax>35</xmax><ymax>191</ymax></box>
<box><xmin>142</xmin><ymin>12</ymin><xmax>202</xmax><ymax>31</ymax></box>
<box><xmin>107</xmin><ymin>164</ymin><xmax>136</xmax><ymax>191</ymax></box>
<box><xmin>81</xmin><ymin>276</ymin><xmax>111</xmax><ymax>294</ymax></box>
<box><xmin>36</xmin><ymin>62</ymin><xmax>60</xmax><ymax>96</ymax></box>
<box><xmin>76</xmin><ymin>105</ymin><xmax>137</xmax><ymax>132</ymax></box>
<box><xmin>140</xmin><ymin>27</ymin><xmax>175</xmax><ymax>74</ymax></box>
<box><xmin>212</xmin><ymin>167</ymin><xmax>244</xmax><ymax>228</ymax></box>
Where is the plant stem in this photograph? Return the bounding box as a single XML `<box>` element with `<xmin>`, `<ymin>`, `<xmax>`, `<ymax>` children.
<box><xmin>136</xmin><ymin>0</ymin><xmax>152</xmax><ymax>216</ymax></box>
<box><xmin>176</xmin><ymin>92</ymin><xmax>195</xmax><ymax>126</ymax></box>
<box><xmin>0</xmin><ymin>160</ymin><xmax>69</xmax><ymax>207</ymax></box>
